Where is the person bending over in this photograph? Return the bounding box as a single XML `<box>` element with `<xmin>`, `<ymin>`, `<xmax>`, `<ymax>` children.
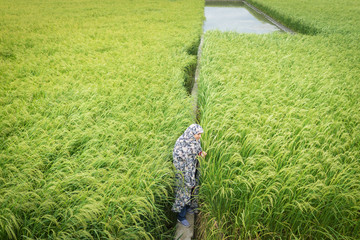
<box><xmin>172</xmin><ymin>124</ymin><xmax>207</xmax><ymax>227</ymax></box>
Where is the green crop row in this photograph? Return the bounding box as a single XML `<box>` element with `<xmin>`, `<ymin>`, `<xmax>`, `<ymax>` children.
<box><xmin>197</xmin><ymin>0</ymin><xmax>360</xmax><ymax>238</ymax></box>
<box><xmin>197</xmin><ymin>30</ymin><xmax>360</xmax><ymax>239</ymax></box>
<box><xmin>0</xmin><ymin>0</ymin><xmax>203</xmax><ymax>239</ymax></box>
<box><xmin>246</xmin><ymin>0</ymin><xmax>360</xmax><ymax>35</ymax></box>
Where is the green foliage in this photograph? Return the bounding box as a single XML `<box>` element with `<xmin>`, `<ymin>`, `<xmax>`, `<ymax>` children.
<box><xmin>246</xmin><ymin>0</ymin><xmax>360</xmax><ymax>35</ymax></box>
<box><xmin>198</xmin><ymin>30</ymin><xmax>360</xmax><ymax>239</ymax></box>
<box><xmin>198</xmin><ymin>0</ymin><xmax>360</xmax><ymax>238</ymax></box>
<box><xmin>0</xmin><ymin>0</ymin><xmax>203</xmax><ymax>239</ymax></box>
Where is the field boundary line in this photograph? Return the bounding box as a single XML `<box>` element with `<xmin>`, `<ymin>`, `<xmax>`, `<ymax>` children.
<box><xmin>191</xmin><ymin>36</ymin><xmax>204</xmax><ymax>122</ymax></box>
<box><xmin>174</xmin><ymin>28</ymin><xmax>204</xmax><ymax>240</ymax></box>
<box><xmin>242</xmin><ymin>0</ymin><xmax>295</xmax><ymax>34</ymax></box>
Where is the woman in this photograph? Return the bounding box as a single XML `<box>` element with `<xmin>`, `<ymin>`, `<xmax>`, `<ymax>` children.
<box><xmin>172</xmin><ymin>124</ymin><xmax>207</xmax><ymax>227</ymax></box>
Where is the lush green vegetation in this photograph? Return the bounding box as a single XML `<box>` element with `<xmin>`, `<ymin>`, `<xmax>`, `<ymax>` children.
<box><xmin>2</xmin><ymin>0</ymin><xmax>359</xmax><ymax>238</ymax></box>
<box><xmin>247</xmin><ymin>0</ymin><xmax>360</xmax><ymax>34</ymax></box>
<box><xmin>0</xmin><ymin>0</ymin><xmax>203</xmax><ymax>239</ymax></box>
<box><xmin>198</xmin><ymin>31</ymin><xmax>360</xmax><ymax>239</ymax></box>
<box><xmin>197</xmin><ymin>0</ymin><xmax>360</xmax><ymax>239</ymax></box>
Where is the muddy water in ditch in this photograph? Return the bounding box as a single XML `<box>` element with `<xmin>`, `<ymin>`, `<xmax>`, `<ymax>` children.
<box><xmin>204</xmin><ymin>1</ymin><xmax>283</xmax><ymax>34</ymax></box>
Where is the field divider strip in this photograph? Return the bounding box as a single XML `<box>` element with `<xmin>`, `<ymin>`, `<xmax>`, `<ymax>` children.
<box><xmin>191</xmin><ymin>35</ymin><xmax>204</xmax><ymax>123</ymax></box>
<box><xmin>242</xmin><ymin>0</ymin><xmax>295</xmax><ymax>34</ymax></box>
<box><xmin>174</xmin><ymin>34</ymin><xmax>204</xmax><ymax>240</ymax></box>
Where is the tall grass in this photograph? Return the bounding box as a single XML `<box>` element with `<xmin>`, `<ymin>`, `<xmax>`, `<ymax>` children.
<box><xmin>197</xmin><ymin>31</ymin><xmax>360</xmax><ymax>239</ymax></box>
<box><xmin>246</xmin><ymin>0</ymin><xmax>360</xmax><ymax>35</ymax></box>
<box><xmin>197</xmin><ymin>0</ymin><xmax>360</xmax><ymax>238</ymax></box>
<box><xmin>0</xmin><ymin>0</ymin><xmax>204</xmax><ymax>239</ymax></box>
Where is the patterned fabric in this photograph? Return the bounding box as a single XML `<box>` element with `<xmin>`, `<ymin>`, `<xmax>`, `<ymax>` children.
<box><xmin>172</xmin><ymin>124</ymin><xmax>203</xmax><ymax>213</ymax></box>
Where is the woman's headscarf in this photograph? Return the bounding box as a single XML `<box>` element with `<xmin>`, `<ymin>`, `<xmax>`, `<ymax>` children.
<box><xmin>182</xmin><ymin>124</ymin><xmax>204</xmax><ymax>141</ymax></box>
<box><xmin>173</xmin><ymin>124</ymin><xmax>204</xmax><ymax>159</ymax></box>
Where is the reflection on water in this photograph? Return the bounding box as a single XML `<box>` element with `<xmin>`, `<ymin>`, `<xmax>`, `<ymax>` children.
<box><xmin>204</xmin><ymin>1</ymin><xmax>282</xmax><ymax>34</ymax></box>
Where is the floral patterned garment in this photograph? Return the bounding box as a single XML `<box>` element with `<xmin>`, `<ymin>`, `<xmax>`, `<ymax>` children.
<box><xmin>172</xmin><ymin>124</ymin><xmax>203</xmax><ymax>213</ymax></box>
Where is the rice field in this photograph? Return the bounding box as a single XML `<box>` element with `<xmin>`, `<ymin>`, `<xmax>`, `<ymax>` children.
<box><xmin>197</xmin><ymin>0</ymin><xmax>360</xmax><ymax>239</ymax></box>
<box><xmin>0</xmin><ymin>0</ymin><xmax>204</xmax><ymax>239</ymax></box>
<box><xmin>2</xmin><ymin>0</ymin><xmax>360</xmax><ymax>239</ymax></box>
<box><xmin>247</xmin><ymin>0</ymin><xmax>360</xmax><ymax>34</ymax></box>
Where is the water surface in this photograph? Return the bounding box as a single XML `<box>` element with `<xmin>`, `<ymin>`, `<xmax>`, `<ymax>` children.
<box><xmin>204</xmin><ymin>1</ymin><xmax>282</xmax><ymax>34</ymax></box>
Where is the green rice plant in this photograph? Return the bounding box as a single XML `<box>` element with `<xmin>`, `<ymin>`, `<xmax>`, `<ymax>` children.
<box><xmin>246</xmin><ymin>0</ymin><xmax>360</xmax><ymax>35</ymax></box>
<box><xmin>197</xmin><ymin>31</ymin><xmax>360</xmax><ymax>239</ymax></box>
<box><xmin>0</xmin><ymin>0</ymin><xmax>204</xmax><ymax>239</ymax></box>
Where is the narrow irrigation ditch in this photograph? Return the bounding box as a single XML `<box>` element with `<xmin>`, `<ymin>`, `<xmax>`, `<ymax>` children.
<box><xmin>191</xmin><ymin>37</ymin><xmax>204</xmax><ymax>123</ymax></box>
<box><xmin>176</xmin><ymin>1</ymin><xmax>294</xmax><ymax>239</ymax></box>
<box><xmin>183</xmin><ymin>43</ymin><xmax>200</xmax><ymax>96</ymax></box>
<box><xmin>175</xmin><ymin>37</ymin><xmax>203</xmax><ymax>240</ymax></box>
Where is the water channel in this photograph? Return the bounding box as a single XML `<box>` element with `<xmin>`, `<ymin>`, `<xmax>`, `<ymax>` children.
<box><xmin>177</xmin><ymin>1</ymin><xmax>293</xmax><ymax>239</ymax></box>
<box><xmin>204</xmin><ymin>1</ymin><xmax>284</xmax><ymax>34</ymax></box>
